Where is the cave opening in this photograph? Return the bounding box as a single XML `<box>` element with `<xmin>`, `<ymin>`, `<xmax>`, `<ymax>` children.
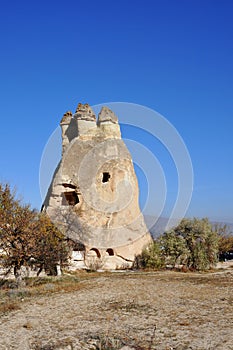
<box><xmin>63</xmin><ymin>191</ymin><xmax>79</xmax><ymax>206</ymax></box>
<box><xmin>102</xmin><ymin>172</ymin><xmax>110</xmax><ymax>183</ymax></box>
<box><xmin>106</xmin><ymin>248</ymin><xmax>114</xmax><ymax>256</ymax></box>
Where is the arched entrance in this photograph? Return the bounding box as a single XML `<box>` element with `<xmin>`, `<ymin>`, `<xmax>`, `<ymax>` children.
<box><xmin>89</xmin><ymin>248</ymin><xmax>101</xmax><ymax>258</ymax></box>
<box><xmin>106</xmin><ymin>248</ymin><xmax>114</xmax><ymax>256</ymax></box>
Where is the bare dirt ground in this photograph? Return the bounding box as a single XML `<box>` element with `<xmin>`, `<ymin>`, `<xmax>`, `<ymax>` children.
<box><xmin>0</xmin><ymin>268</ymin><xmax>232</xmax><ymax>350</ymax></box>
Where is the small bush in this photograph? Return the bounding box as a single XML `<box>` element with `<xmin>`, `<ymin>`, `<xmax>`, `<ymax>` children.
<box><xmin>85</xmin><ymin>257</ymin><xmax>105</xmax><ymax>271</ymax></box>
<box><xmin>134</xmin><ymin>241</ymin><xmax>165</xmax><ymax>269</ymax></box>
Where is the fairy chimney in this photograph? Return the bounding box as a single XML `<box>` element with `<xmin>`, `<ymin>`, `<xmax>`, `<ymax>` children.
<box><xmin>43</xmin><ymin>103</ymin><xmax>152</xmax><ymax>269</ymax></box>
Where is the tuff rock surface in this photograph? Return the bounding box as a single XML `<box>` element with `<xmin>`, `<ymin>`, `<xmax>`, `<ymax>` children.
<box><xmin>43</xmin><ymin>103</ymin><xmax>152</xmax><ymax>269</ymax></box>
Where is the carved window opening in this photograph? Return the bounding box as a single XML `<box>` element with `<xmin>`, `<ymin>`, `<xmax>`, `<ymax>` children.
<box><xmin>106</xmin><ymin>248</ymin><xmax>114</xmax><ymax>256</ymax></box>
<box><xmin>102</xmin><ymin>172</ymin><xmax>110</xmax><ymax>183</ymax></box>
<box><xmin>63</xmin><ymin>191</ymin><xmax>79</xmax><ymax>206</ymax></box>
<box><xmin>90</xmin><ymin>248</ymin><xmax>101</xmax><ymax>258</ymax></box>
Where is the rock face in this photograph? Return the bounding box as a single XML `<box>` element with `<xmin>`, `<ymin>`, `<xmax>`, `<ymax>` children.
<box><xmin>43</xmin><ymin>103</ymin><xmax>152</xmax><ymax>269</ymax></box>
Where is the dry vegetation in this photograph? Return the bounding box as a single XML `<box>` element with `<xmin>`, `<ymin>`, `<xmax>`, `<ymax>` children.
<box><xmin>0</xmin><ymin>268</ymin><xmax>233</xmax><ymax>350</ymax></box>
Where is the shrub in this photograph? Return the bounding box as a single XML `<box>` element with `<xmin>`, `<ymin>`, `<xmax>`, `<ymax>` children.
<box><xmin>134</xmin><ymin>218</ymin><xmax>219</xmax><ymax>271</ymax></box>
<box><xmin>134</xmin><ymin>241</ymin><xmax>165</xmax><ymax>269</ymax></box>
<box><xmin>159</xmin><ymin>230</ymin><xmax>189</xmax><ymax>268</ymax></box>
<box><xmin>162</xmin><ymin>218</ymin><xmax>219</xmax><ymax>270</ymax></box>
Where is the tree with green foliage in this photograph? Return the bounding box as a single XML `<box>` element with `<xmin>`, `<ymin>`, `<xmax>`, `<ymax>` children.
<box><xmin>159</xmin><ymin>230</ymin><xmax>189</xmax><ymax>268</ymax></box>
<box><xmin>134</xmin><ymin>240</ymin><xmax>165</xmax><ymax>269</ymax></box>
<box><xmin>164</xmin><ymin>218</ymin><xmax>219</xmax><ymax>270</ymax></box>
<box><xmin>135</xmin><ymin>217</ymin><xmax>219</xmax><ymax>271</ymax></box>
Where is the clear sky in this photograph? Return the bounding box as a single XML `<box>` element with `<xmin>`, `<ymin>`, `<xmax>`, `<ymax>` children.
<box><xmin>0</xmin><ymin>0</ymin><xmax>232</xmax><ymax>223</ymax></box>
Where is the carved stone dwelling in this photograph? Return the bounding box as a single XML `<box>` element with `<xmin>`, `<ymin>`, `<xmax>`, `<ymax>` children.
<box><xmin>43</xmin><ymin>103</ymin><xmax>152</xmax><ymax>269</ymax></box>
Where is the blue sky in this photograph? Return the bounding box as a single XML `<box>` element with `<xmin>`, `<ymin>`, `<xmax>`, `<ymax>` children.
<box><xmin>0</xmin><ymin>0</ymin><xmax>232</xmax><ymax>222</ymax></box>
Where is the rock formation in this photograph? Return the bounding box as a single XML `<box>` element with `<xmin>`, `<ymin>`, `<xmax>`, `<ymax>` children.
<box><xmin>43</xmin><ymin>103</ymin><xmax>152</xmax><ymax>269</ymax></box>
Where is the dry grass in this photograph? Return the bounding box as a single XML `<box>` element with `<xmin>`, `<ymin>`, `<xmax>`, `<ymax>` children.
<box><xmin>0</xmin><ymin>269</ymin><xmax>232</xmax><ymax>349</ymax></box>
<box><xmin>0</xmin><ymin>300</ymin><xmax>20</xmax><ymax>314</ymax></box>
<box><xmin>0</xmin><ymin>271</ymin><xmax>101</xmax><ymax>316</ymax></box>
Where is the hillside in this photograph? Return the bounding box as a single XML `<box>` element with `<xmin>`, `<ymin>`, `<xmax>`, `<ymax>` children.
<box><xmin>144</xmin><ymin>216</ymin><xmax>233</xmax><ymax>239</ymax></box>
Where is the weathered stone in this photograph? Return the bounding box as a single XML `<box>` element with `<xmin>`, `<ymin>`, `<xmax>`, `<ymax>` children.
<box><xmin>98</xmin><ymin>106</ymin><xmax>118</xmax><ymax>124</ymax></box>
<box><xmin>43</xmin><ymin>103</ymin><xmax>152</xmax><ymax>269</ymax></box>
<box><xmin>60</xmin><ymin>111</ymin><xmax>73</xmax><ymax>124</ymax></box>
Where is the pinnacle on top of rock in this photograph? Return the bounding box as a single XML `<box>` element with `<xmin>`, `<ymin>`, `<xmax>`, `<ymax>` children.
<box><xmin>60</xmin><ymin>111</ymin><xmax>73</xmax><ymax>124</ymax></box>
<box><xmin>98</xmin><ymin>106</ymin><xmax>118</xmax><ymax>124</ymax></box>
<box><xmin>74</xmin><ymin>103</ymin><xmax>96</xmax><ymax>121</ymax></box>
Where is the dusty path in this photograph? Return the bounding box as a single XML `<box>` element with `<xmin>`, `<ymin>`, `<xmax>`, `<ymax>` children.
<box><xmin>0</xmin><ymin>270</ymin><xmax>232</xmax><ymax>350</ymax></box>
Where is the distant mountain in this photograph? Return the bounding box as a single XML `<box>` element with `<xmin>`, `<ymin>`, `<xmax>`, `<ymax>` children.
<box><xmin>144</xmin><ymin>216</ymin><xmax>233</xmax><ymax>239</ymax></box>
<box><xmin>211</xmin><ymin>222</ymin><xmax>233</xmax><ymax>235</ymax></box>
<box><xmin>144</xmin><ymin>216</ymin><xmax>177</xmax><ymax>239</ymax></box>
